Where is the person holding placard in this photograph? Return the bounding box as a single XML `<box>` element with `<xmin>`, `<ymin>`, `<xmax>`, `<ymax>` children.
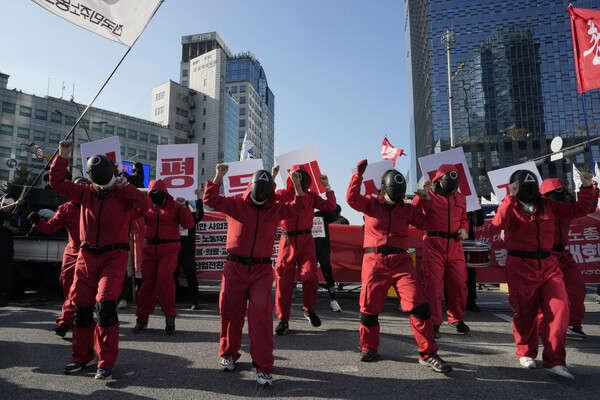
<box><xmin>492</xmin><ymin>170</ymin><xmax>595</xmax><ymax>379</ymax></box>
<box><xmin>203</xmin><ymin>164</ymin><xmax>307</xmax><ymax>387</ymax></box>
<box><xmin>347</xmin><ymin>160</ymin><xmax>452</xmax><ymax>372</ymax></box>
<box><xmin>272</xmin><ymin>164</ymin><xmax>336</xmax><ymax>335</ymax></box>
<box><xmin>412</xmin><ymin>164</ymin><xmax>469</xmax><ymax>338</ymax></box>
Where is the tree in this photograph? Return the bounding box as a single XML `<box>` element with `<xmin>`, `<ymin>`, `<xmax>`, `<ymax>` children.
<box><xmin>2</xmin><ymin>162</ymin><xmax>33</xmax><ymax>194</ymax></box>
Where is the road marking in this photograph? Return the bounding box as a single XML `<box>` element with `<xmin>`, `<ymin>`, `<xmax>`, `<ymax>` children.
<box><xmin>494</xmin><ymin>313</ymin><xmax>513</xmax><ymax>323</ymax></box>
<box><xmin>338</xmin><ymin>365</ymin><xmax>359</xmax><ymax>373</ymax></box>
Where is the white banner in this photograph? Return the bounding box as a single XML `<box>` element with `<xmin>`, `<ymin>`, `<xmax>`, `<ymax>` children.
<box><xmin>275</xmin><ymin>145</ymin><xmax>327</xmax><ymax>194</ymax></box>
<box><xmin>418</xmin><ymin>148</ymin><xmax>479</xmax><ymax>211</ymax></box>
<box><xmin>32</xmin><ymin>0</ymin><xmax>163</xmax><ymax>47</ymax></box>
<box><xmin>80</xmin><ymin>136</ymin><xmax>121</xmax><ymax>178</ymax></box>
<box><xmin>156</xmin><ymin>143</ymin><xmax>198</xmax><ymax>200</ymax></box>
<box><xmin>350</xmin><ymin>160</ymin><xmax>394</xmax><ymax>197</ymax></box>
<box><xmin>221</xmin><ymin>159</ymin><xmax>264</xmax><ymax>196</ymax></box>
<box><xmin>487</xmin><ymin>161</ymin><xmax>542</xmax><ymax>203</ymax></box>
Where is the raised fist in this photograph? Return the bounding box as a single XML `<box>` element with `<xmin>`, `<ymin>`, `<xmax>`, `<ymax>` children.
<box><xmin>356</xmin><ymin>160</ymin><xmax>368</xmax><ymax>175</ymax></box>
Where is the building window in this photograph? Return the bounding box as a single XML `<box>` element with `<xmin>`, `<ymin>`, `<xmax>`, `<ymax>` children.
<box><xmin>239</xmin><ymin>120</ymin><xmax>245</xmax><ymax>127</ymax></box>
<box><xmin>0</xmin><ymin>170</ymin><xmax>9</xmax><ymax>181</ymax></box>
<box><xmin>64</xmin><ymin>115</ymin><xmax>76</xmax><ymax>125</ymax></box>
<box><xmin>139</xmin><ymin>150</ymin><xmax>147</xmax><ymax>159</ymax></box>
<box><xmin>17</xmin><ymin>127</ymin><xmax>30</xmax><ymax>138</ymax></box>
<box><xmin>150</xmin><ymin>151</ymin><xmax>157</xmax><ymax>161</ymax></box>
<box><xmin>34</xmin><ymin>130</ymin><xmax>45</xmax><ymax>141</ymax></box>
<box><xmin>203</xmin><ymin>79</ymin><xmax>207</xmax><ymax>87</ymax></box>
<box><xmin>51</xmin><ymin>111</ymin><xmax>62</xmax><ymax>123</ymax></box>
<box><xmin>139</xmin><ymin>131</ymin><xmax>148</xmax><ymax>141</ymax></box>
<box><xmin>182</xmin><ymin>80</ymin><xmax>188</xmax><ymax>87</ymax></box>
<box><xmin>150</xmin><ymin>134</ymin><xmax>158</xmax><ymax>144</ymax></box>
<box><xmin>2</xmin><ymin>102</ymin><xmax>15</xmax><ymax>114</ymax></box>
<box><xmin>240</xmin><ymin>85</ymin><xmax>246</xmax><ymax>92</ymax></box>
<box><xmin>104</xmin><ymin>124</ymin><xmax>114</xmax><ymax>135</ymax></box>
<box><xmin>0</xmin><ymin>146</ymin><xmax>11</xmax><ymax>157</ymax></box>
<box><xmin>127</xmin><ymin>148</ymin><xmax>136</xmax><ymax>158</ymax></box>
<box><xmin>202</xmin><ymin>153</ymin><xmax>205</xmax><ymax>160</ymax></box>
<box><xmin>239</xmin><ymin>108</ymin><xmax>246</xmax><ymax>116</ymax></box>
<box><xmin>239</xmin><ymin>131</ymin><xmax>245</xmax><ymax>138</ymax></box>
<box><xmin>128</xmin><ymin>129</ymin><xmax>138</xmax><ymax>139</ymax></box>
<box><xmin>182</xmin><ymin>69</ymin><xmax>189</xmax><ymax>77</ymax></box>
<box><xmin>92</xmin><ymin>122</ymin><xmax>104</xmax><ymax>132</ymax></box>
<box><xmin>231</xmin><ymin>86</ymin><xmax>237</xmax><ymax>93</ymax></box>
<box><xmin>203</xmin><ymin>94</ymin><xmax>207</xmax><ymax>101</ymax></box>
<box><xmin>202</xmin><ymin>137</ymin><xmax>206</xmax><ymax>145</ymax></box>
<box><xmin>202</xmin><ymin>123</ymin><xmax>206</xmax><ymax>130</ymax></box>
<box><xmin>19</xmin><ymin>106</ymin><xmax>32</xmax><ymax>117</ymax></box>
<box><xmin>155</xmin><ymin>91</ymin><xmax>165</xmax><ymax>101</ymax></box>
<box><xmin>117</xmin><ymin>127</ymin><xmax>126</xmax><ymax>137</ymax></box>
<box><xmin>155</xmin><ymin>106</ymin><xmax>165</xmax><ymax>116</ymax></box>
<box><xmin>49</xmin><ymin>133</ymin><xmax>60</xmax><ymax>143</ymax></box>
<box><xmin>35</xmin><ymin>109</ymin><xmax>47</xmax><ymax>120</ymax></box>
<box><xmin>160</xmin><ymin>137</ymin><xmax>168</xmax><ymax>145</ymax></box>
<box><xmin>203</xmin><ymin>108</ymin><xmax>206</xmax><ymax>115</ymax></box>
<box><xmin>1</xmin><ymin>124</ymin><xmax>13</xmax><ymax>136</ymax></box>
<box><xmin>201</xmin><ymin>167</ymin><xmax>204</xmax><ymax>176</ymax></box>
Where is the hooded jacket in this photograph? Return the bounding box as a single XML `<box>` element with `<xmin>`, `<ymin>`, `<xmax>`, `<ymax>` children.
<box><xmin>276</xmin><ymin>164</ymin><xmax>336</xmax><ymax>231</ymax></box>
<box><xmin>143</xmin><ymin>179</ymin><xmax>195</xmax><ymax>241</ymax></box>
<box><xmin>203</xmin><ymin>178</ymin><xmax>307</xmax><ymax>259</ymax></box>
<box><xmin>50</xmin><ymin>156</ymin><xmax>151</xmax><ymax>248</ymax></box>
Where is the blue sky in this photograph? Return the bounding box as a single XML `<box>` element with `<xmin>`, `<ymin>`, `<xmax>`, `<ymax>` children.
<box><xmin>1</xmin><ymin>1</ymin><xmax>410</xmax><ymax>224</ymax></box>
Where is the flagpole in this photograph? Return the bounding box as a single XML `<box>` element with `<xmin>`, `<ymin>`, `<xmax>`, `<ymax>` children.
<box><xmin>579</xmin><ymin>93</ymin><xmax>596</xmax><ymax>168</ymax></box>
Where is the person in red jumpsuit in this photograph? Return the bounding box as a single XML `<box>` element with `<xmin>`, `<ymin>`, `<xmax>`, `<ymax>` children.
<box><xmin>27</xmin><ymin>177</ymin><xmax>89</xmax><ymax>337</ymax></box>
<box><xmin>272</xmin><ymin>164</ymin><xmax>336</xmax><ymax>335</ymax></box>
<box><xmin>411</xmin><ymin>164</ymin><xmax>469</xmax><ymax>338</ymax></box>
<box><xmin>133</xmin><ymin>179</ymin><xmax>194</xmax><ymax>335</ymax></box>
<box><xmin>539</xmin><ymin>177</ymin><xmax>598</xmax><ymax>339</ymax></box>
<box><xmin>492</xmin><ymin>169</ymin><xmax>594</xmax><ymax>380</ymax></box>
<box><xmin>50</xmin><ymin>140</ymin><xmax>151</xmax><ymax>380</ymax></box>
<box><xmin>346</xmin><ymin>160</ymin><xmax>452</xmax><ymax>372</ymax></box>
<box><xmin>203</xmin><ymin>163</ymin><xmax>306</xmax><ymax>387</ymax></box>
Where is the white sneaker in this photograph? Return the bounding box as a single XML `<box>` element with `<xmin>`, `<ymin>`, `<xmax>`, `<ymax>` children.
<box><xmin>118</xmin><ymin>299</ymin><xmax>127</xmax><ymax>309</ymax></box>
<box><xmin>519</xmin><ymin>357</ymin><xmax>536</xmax><ymax>369</ymax></box>
<box><xmin>330</xmin><ymin>299</ymin><xmax>342</xmax><ymax>312</ymax></box>
<box><xmin>220</xmin><ymin>356</ymin><xmax>235</xmax><ymax>371</ymax></box>
<box><xmin>546</xmin><ymin>365</ymin><xmax>574</xmax><ymax>380</ymax></box>
<box><xmin>256</xmin><ymin>372</ymin><xmax>273</xmax><ymax>386</ymax></box>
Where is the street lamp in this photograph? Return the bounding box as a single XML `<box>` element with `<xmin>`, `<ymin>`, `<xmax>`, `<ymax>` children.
<box><xmin>442</xmin><ymin>28</ymin><xmax>456</xmax><ymax>148</ymax></box>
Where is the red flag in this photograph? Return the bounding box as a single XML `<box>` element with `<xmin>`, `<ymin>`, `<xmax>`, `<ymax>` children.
<box><xmin>381</xmin><ymin>137</ymin><xmax>405</xmax><ymax>165</ymax></box>
<box><xmin>569</xmin><ymin>6</ymin><xmax>600</xmax><ymax>93</ymax></box>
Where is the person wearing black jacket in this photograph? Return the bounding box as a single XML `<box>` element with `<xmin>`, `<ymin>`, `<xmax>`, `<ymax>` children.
<box><xmin>175</xmin><ymin>189</ymin><xmax>204</xmax><ymax>310</ymax></box>
<box><xmin>466</xmin><ymin>206</ymin><xmax>485</xmax><ymax>312</ymax></box>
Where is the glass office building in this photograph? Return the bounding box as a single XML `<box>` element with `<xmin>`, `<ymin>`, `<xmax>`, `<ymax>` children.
<box><xmin>405</xmin><ymin>0</ymin><xmax>600</xmax><ymax>194</ymax></box>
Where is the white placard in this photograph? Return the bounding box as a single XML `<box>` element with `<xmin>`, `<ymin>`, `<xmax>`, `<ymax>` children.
<box><xmin>487</xmin><ymin>162</ymin><xmax>542</xmax><ymax>203</ymax></box>
<box><xmin>275</xmin><ymin>145</ymin><xmax>327</xmax><ymax>194</ymax></box>
<box><xmin>156</xmin><ymin>144</ymin><xmax>198</xmax><ymax>200</ymax></box>
<box><xmin>221</xmin><ymin>159</ymin><xmax>264</xmax><ymax>196</ymax></box>
<box><xmin>311</xmin><ymin>216</ymin><xmax>326</xmax><ymax>238</ymax></box>
<box><xmin>80</xmin><ymin>136</ymin><xmax>122</xmax><ymax>179</ymax></box>
<box><xmin>418</xmin><ymin>148</ymin><xmax>479</xmax><ymax>211</ymax></box>
<box><xmin>350</xmin><ymin>160</ymin><xmax>394</xmax><ymax>197</ymax></box>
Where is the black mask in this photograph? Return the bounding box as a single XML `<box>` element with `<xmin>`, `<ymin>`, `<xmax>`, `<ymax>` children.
<box><xmin>87</xmin><ymin>154</ymin><xmax>116</xmax><ymax>186</ymax></box>
<box><xmin>381</xmin><ymin>169</ymin><xmax>406</xmax><ymax>203</ymax></box>
<box><xmin>546</xmin><ymin>188</ymin><xmax>566</xmax><ymax>201</ymax></box>
<box><xmin>515</xmin><ymin>170</ymin><xmax>539</xmax><ymax>203</ymax></box>
<box><xmin>297</xmin><ymin>170</ymin><xmax>309</xmax><ymax>192</ymax></box>
<box><xmin>149</xmin><ymin>189</ymin><xmax>167</xmax><ymax>206</ymax></box>
<box><xmin>250</xmin><ymin>170</ymin><xmax>273</xmax><ymax>204</ymax></box>
<box><xmin>439</xmin><ymin>170</ymin><xmax>459</xmax><ymax>194</ymax></box>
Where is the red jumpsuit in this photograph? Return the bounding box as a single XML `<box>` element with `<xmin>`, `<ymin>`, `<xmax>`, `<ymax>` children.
<box><xmin>34</xmin><ymin>201</ymin><xmax>81</xmax><ymax>328</ymax></box>
<box><xmin>50</xmin><ymin>156</ymin><xmax>150</xmax><ymax>369</ymax></box>
<box><xmin>491</xmin><ymin>188</ymin><xmax>595</xmax><ymax>368</ymax></box>
<box><xmin>274</xmin><ymin>164</ymin><xmax>336</xmax><ymax>321</ymax></box>
<box><xmin>203</xmin><ymin>179</ymin><xmax>306</xmax><ymax>374</ymax></box>
<box><xmin>411</xmin><ymin>165</ymin><xmax>468</xmax><ymax>327</ymax></box>
<box><xmin>347</xmin><ymin>174</ymin><xmax>439</xmax><ymax>357</ymax></box>
<box><xmin>136</xmin><ymin>179</ymin><xmax>194</xmax><ymax>324</ymax></box>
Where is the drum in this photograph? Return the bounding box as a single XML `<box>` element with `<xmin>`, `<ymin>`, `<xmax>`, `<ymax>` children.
<box><xmin>462</xmin><ymin>240</ymin><xmax>492</xmax><ymax>267</ymax></box>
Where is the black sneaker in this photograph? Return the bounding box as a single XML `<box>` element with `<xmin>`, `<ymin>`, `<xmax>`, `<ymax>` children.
<box><xmin>165</xmin><ymin>316</ymin><xmax>175</xmax><ymax>335</ymax></box>
<box><xmin>304</xmin><ymin>309</ymin><xmax>321</xmax><ymax>327</ymax></box>
<box><xmin>275</xmin><ymin>320</ymin><xmax>289</xmax><ymax>335</ymax></box>
<box><xmin>451</xmin><ymin>321</ymin><xmax>470</xmax><ymax>334</ymax></box>
<box><xmin>94</xmin><ymin>367</ymin><xmax>112</xmax><ymax>380</ymax></box>
<box><xmin>567</xmin><ymin>325</ymin><xmax>587</xmax><ymax>338</ymax></box>
<box><xmin>132</xmin><ymin>319</ymin><xmax>147</xmax><ymax>334</ymax></box>
<box><xmin>63</xmin><ymin>359</ymin><xmax>96</xmax><ymax>374</ymax></box>
<box><xmin>54</xmin><ymin>322</ymin><xmax>70</xmax><ymax>337</ymax></box>
<box><xmin>360</xmin><ymin>348</ymin><xmax>377</xmax><ymax>362</ymax></box>
<box><xmin>419</xmin><ymin>353</ymin><xmax>452</xmax><ymax>373</ymax></box>
<box><xmin>433</xmin><ymin>325</ymin><xmax>441</xmax><ymax>339</ymax></box>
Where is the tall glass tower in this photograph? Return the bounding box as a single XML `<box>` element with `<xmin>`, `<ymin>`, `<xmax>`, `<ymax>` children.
<box><xmin>405</xmin><ymin>0</ymin><xmax>600</xmax><ymax>194</ymax></box>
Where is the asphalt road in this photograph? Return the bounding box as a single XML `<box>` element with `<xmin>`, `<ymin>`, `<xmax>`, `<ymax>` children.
<box><xmin>1</xmin><ymin>285</ymin><xmax>599</xmax><ymax>399</ymax></box>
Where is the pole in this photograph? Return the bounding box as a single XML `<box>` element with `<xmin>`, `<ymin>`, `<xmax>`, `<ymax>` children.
<box><xmin>442</xmin><ymin>28</ymin><xmax>456</xmax><ymax>148</ymax></box>
<box><xmin>580</xmin><ymin>94</ymin><xmax>596</xmax><ymax>167</ymax></box>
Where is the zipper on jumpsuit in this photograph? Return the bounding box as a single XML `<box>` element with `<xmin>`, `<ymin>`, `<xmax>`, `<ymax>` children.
<box><xmin>532</xmin><ymin>212</ymin><xmax>541</xmax><ymax>270</ymax></box>
<box><xmin>385</xmin><ymin>208</ymin><xmax>392</xmax><ymax>265</ymax></box>
<box><xmin>248</xmin><ymin>207</ymin><xmax>260</xmax><ymax>274</ymax></box>
<box><xmin>155</xmin><ymin>210</ymin><xmax>160</xmax><ymax>256</ymax></box>
<box><xmin>446</xmin><ymin>196</ymin><xmax>451</xmax><ymax>253</ymax></box>
<box><xmin>95</xmin><ymin>198</ymin><xmax>105</xmax><ymax>247</ymax></box>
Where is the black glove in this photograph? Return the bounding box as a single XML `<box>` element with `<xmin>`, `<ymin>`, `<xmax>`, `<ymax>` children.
<box><xmin>356</xmin><ymin>159</ymin><xmax>368</xmax><ymax>175</ymax></box>
<box><xmin>27</xmin><ymin>211</ymin><xmax>40</xmax><ymax>225</ymax></box>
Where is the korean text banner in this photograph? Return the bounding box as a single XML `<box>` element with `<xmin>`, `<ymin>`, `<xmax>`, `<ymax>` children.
<box><xmin>156</xmin><ymin>143</ymin><xmax>198</xmax><ymax>200</ymax></box>
<box><xmin>80</xmin><ymin>136</ymin><xmax>121</xmax><ymax>178</ymax></box>
<box><xmin>275</xmin><ymin>145</ymin><xmax>327</xmax><ymax>194</ymax></box>
<box><xmin>418</xmin><ymin>147</ymin><xmax>480</xmax><ymax>211</ymax></box>
<box><xmin>221</xmin><ymin>159</ymin><xmax>264</xmax><ymax>196</ymax></box>
<box><xmin>32</xmin><ymin>0</ymin><xmax>162</xmax><ymax>47</ymax></box>
<box><xmin>569</xmin><ymin>6</ymin><xmax>600</xmax><ymax>93</ymax></box>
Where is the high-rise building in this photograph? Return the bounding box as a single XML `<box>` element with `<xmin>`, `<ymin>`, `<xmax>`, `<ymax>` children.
<box><xmin>151</xmin><ymin>32</ymin><xmax>275</xmax><ymax>189</ymax></box>
<box><xmin>405</xmin><ymin>0</ymin><xmax>600</xmax><ymax>195</ymax></box>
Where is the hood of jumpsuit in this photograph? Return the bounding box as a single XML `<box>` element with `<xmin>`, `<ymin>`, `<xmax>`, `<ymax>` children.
<box><xmin>539</xmin><ymin>178</ymin><xmax>566</xmax><ymax>195</ymax></box>
<box><xmin>432</xmin><ymin>164</ymin><xmax>459</xmax><ymax>183</ymax></box>
<box><xmin>148</xmin><ymin>179</ymin><xmax>174</xmax><ymax>203</ymax></box>
<box><xmin>286</xmin><ymin>164</ymin><xmax>312</xmax><ymax>191</ymax></box>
